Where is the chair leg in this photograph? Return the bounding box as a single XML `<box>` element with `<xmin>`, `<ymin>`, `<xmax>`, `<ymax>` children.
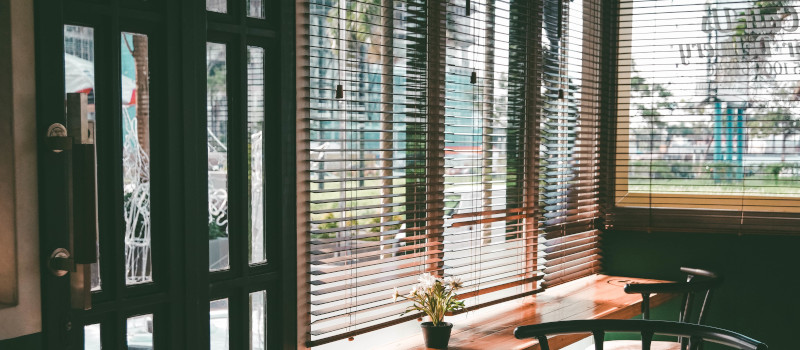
<box><xmin>697</xmin><ymin>291</ymin><xmax>712</xmax><ymax>325</ymax></box>
<box><xmin>641</xmin><ymin>293</ymin><xmax>651</xmax><ymax>320</ymax></box>
<box><xmin>688</xmin><ymin>335</ymin><xmax>702</xmax><ymax>350</ymax></box>
<box><xmin>641</xmin><ymin>330</ymin><xmax>653</xmax><ymax>350</ymax></box>
<box><xmin>592</xmin><ymin>330</ymin><xmax>604</xmax><ymax>350</ymax></box>
<box><xmin>537</xmin><ymin>336</ymin><xmax>550</xmax><ymax>350</ymax></box>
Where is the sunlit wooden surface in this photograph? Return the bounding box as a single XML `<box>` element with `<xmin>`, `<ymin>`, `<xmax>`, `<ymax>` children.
<box><xmin>382</xmin><ymin>274</ymin><xmax>675</xmax><ymax>350</ymax></box>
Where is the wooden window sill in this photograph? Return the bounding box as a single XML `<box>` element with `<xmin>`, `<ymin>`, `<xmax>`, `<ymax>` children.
<box><xmin>382</xmin><ymin>274</ymin><xmax>675</xmax><ymax>350</ymax></box>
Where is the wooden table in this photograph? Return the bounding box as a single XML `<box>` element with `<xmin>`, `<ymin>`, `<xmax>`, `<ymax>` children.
<box><xmin>382</xmin><ymin>274</ymin><xmax>675</xmax><ymax>350</ymax></box>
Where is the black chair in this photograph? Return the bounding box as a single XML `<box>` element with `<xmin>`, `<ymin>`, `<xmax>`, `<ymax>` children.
<box><xmin>584</xmin><ymin>267</ymin><xmax>721</xmax><ymax>350</ymax></box>
<box><xmin>625</xmin><ymin>267</ymin><xmax>722</xmax><ymax>323</ymax></box>
<box><xmin>513</xmin><ymin>319</ymin><xmax>768</xmax><ymax>350</ymax></box>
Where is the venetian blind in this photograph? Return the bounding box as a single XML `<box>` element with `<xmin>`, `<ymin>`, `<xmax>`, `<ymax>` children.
<box><xmin>302</xmin><ymin>0</ymin><xmax>604</xmax><ymax>346</ymax></box>
<box><xmin>538</xmin><ymin>0</ymin><xmax>603</xmax><ymax>287</ymax></box>
<box><xmin>305</xmin><ymin>0</ymin><xmax>435</xmax><ymax>345</ymax></box>
<box><xmin>440</xmin><ymin>0</ymin><xmax>542</xmax><ymax>305</ymax></box>
<box><xmin>611</xmin><ymin>0</ymin><xmax>800</xmax><ymax>234</ymax></box>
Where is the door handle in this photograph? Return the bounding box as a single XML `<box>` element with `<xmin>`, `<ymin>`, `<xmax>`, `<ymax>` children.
<box><xmin>46</xmin><ymin>92</ymin><xmax>97</xmax><ymax>310</ymax></box>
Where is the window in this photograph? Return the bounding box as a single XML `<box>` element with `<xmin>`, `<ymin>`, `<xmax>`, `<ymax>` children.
<box><xmin>613</xmin><ymin>0</ymin><xmax>800</xmax><ymax>233</ymax></box>
<box><xmin>300</xmin><ymin>0</ymin><xmax>605</xmax><ymax>345</ymax></box>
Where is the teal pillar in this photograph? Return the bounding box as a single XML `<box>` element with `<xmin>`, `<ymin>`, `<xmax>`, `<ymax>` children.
<box><xmin>712</xmin><ymin>102</ymin><xmax>745</xmax><ymax>181</ymax></box>
<box><xmin>713</xmin><ymin>102</ymin><xmax>723</xmax><ymax>182</ymax></box>
<box><xmin>736</xmin><ymin>108</ymin><xmax>745</xmax><ymax>180</ymax></box>
<box><xmin>714</xmin><ymin>102</ymin><xmax>723</xmax><ymax>163</ymax></box>
<box><xmin>726</xmin><ymin>107</ymin><xmax>734</xmax><ymax>164</ymax></box>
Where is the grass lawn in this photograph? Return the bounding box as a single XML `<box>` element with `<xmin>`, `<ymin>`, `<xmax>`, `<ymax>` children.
<box><xmin>309</xmin><ymin>175</ymin><xmax>506</xmax><ymax>224</ymax></box>
<box><xmin>628</xmin><ymin>177</ymin><xmax>800</xmax><ymax>196</ymax></box>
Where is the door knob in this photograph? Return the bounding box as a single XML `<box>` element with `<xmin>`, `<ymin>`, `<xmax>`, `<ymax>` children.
<box><xmin>48</xmin><ymin>248</ymin><xmax>73</xmax><ymax>277</ymax></box>
<box><xmin>47</xmin><ymin>246</ymin><xmax>92</xmax><ymax>310</ymax></box>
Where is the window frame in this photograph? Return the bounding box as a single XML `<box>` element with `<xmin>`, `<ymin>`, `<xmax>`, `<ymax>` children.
<box><xmin>612</xmin><ymin>0</ymin><xmax>800</xmax><ymax>217</ymax></box>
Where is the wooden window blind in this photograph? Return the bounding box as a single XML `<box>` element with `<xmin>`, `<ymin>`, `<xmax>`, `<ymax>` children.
<box><xmin>305</xmin><ymin>1</ymin><xmax>435</xmax><ymax>344</ymax></box>
<box><xmin>300</xmin><ymin>0</ymin><xmax>605</xmax><ymax>345</ymax></box>
<box><xmin>611</xmin><ymin>0</ymin><xmax>800</xmax><ymax>234</ymax></box>
<box><xmin>538</xmin><ymin>0</ymin><xmax>603</xmax><ymax>288</ymax></box>
<box><xmin>440</xmin><ymin>0</ymin><xmax>542</xmax><ymax>304</ymax></box>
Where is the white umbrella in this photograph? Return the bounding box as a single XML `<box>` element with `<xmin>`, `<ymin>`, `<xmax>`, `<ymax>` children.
<box><xmin>64</xmin><ymin>53</ymin><xmax>94</xmax><ymax>95</ymax></box>
<box><xmin>121</xmin><ymin>72</ymin><xmax>136</xmax><ymax>106</ymax></box>
<box><xmin>64</xmin><ymin>53</ymin><xmax>137</xmax><ymax>105</ymax></box>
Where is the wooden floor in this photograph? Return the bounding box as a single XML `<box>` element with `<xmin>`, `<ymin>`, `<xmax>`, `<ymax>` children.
<box><xmin>382</xmin><ymin>274</ymin><xmax>675</xmax><ymax>350</ymax></box>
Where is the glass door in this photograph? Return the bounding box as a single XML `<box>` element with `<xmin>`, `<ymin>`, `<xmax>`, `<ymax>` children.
<box><xmin>36</xmin><ymin>0</ymin><xmax>289</xmax><ymax>349</ymax></box>
<box><xmin>205</xmin><ymin>1</ymin><xmax>283</xmax><ymax>348</ymax></box>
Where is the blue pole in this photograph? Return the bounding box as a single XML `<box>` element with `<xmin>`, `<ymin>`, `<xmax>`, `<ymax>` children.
<box><xmin>727</xmin><ymin>107</ymin><xmax>734</xmax><ymax>164</ymax></box>
<box><xmin>714</xmin><ymin>102</ymin><xmax>722</xmax><ymax>163</ymax></box>
<box><xmin>712</xmin><ymin>102</ymin><xmax>724</xmax><ymax>182</ymax></box>
<box><xmin>736</xmin><ymin>108</ymin><xmax>744</xmax><ymax>180</ymax></box>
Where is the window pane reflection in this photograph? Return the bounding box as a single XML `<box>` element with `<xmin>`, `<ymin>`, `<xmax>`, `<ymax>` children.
<box><xmin>64</xmin><ymin>24</ymin><xmax>101</xmax><ymax>291</ymax></box>
<box><xmin>207</xmin><ymin>42</ymin><xmax>230</xmax><ymax>271</ymax></box>
<box><xmin>84</xmin><ymin>323</ymin><xmax>101</xmax><ymax>350</ymax></box>
<box><xmin>622</xmin><ymin>0</ymin><xmax>800</xmax><ymax>199</ymax></box>
<box><xmin>248</xmin><ymin>0</ymin><xmax>265</xmax><ymax>19</ymax></box>
<box><xmin>126</xmin><ymin>314</ymin><xmax>153</xmax><ymax>349</ymax></box>
<box><xmin>207</xmin><ymin>0</ymin><xmax>226</xmax><ymax>13</ymax></box>
<box><xmin>247</xmin><ymin>46</ymin><xmax>266</xmax><ymax>265</ymax></box>
<box><xmin>210</xmin><ymin>299</ymin><xmax>229</xmax><ymax>350</ymax></box>
<box><xmin>250</xmin><ymin>291</ymin><xmax>266</xmax><ymax>350</ymax></box>
<box><xmin>121</xmin><ymin>32</ymin><xmax>153</xmax><ymax>285</ymax></box>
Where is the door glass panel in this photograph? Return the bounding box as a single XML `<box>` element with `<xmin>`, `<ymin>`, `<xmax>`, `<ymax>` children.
<box><xmin>121</xmin><ymin>32</ymin><xmax>153</xmax><ymax>285</ymax></box>
<box><xmin>64</xmin><ymin>25</ymin><xmax>101</xmax><ymax>291</ymax></box>
<box><xmin>249</xmin><ymin>291</ymin><xmax>266</xmax><ymax>350</ymax></box>
<box><xmin>210</xmin><ymin>299</ymin><xmax>230</xmax><ymax>349</ymax></box>
<box><xmin>84</xmin><ymin>323</ymin><xmax>101</xmax><ymax>350</ymax></box>
<box><xmin>126</xmin><ymin>314</ymin><xmax>153</xmax><ymax>349</ymax></box>
<box><xmin>207</xmin><ymin>42</ymin><xmax>230</xmax><ymax>271</ymax></box>
<box><xmin>206</xmin><ymin>0</ymin><xmax>226</xmax><ymax>13</ymax></box>
<box><xmin>247</xmin><ymin>46</ymin><xmax>265</xmax><ymax>265</ymax></box>
<box><xmin>247</xmin><ymin>0</ymin><xmax>264</xmax><ymax>19</ymax></box>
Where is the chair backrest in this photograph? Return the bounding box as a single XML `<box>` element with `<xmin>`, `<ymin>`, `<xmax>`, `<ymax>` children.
<box><xmin>624</xmin><ymin>267</ymin><xmax>722</xmax><ymax>324</ymax></box>
<box><xmin>513</xmin><ymin>319</ymin><xmax>768</xmax><ymax>350</ymax></box>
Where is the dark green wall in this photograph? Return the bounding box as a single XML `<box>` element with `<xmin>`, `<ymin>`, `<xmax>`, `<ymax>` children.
<box><xmin>601</xmin><ymin>230</ymin><xmax>799</xmax><ymax>349</ymax></box>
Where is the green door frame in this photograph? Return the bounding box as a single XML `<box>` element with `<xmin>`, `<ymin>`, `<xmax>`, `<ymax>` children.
<box><xmin>34</xmin><ymin>0</ymin><xmax>297</xmax><ymax>348</ymax></box>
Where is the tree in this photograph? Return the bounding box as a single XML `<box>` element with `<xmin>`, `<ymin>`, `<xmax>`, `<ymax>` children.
<box><xmin>131</xmin><ymin>35</ymin><xmax>150</xmax><ymax>154</ymax></box>
<box><xmin>747</xmin><ymin>105</ymin><xmax>800</xmax><ymax>162</ymax></box>
<box><xmin>724</xmin><ymin>1</ymin><xmax>800</xmax><ymax>163</ymax></box>
<box><xmin>628</xmin><ymin>72</ymin><xmax>675</xmax><ymax>153</ymax></box>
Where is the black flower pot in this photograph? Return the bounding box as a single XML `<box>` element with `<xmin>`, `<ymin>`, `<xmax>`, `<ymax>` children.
<box><xmin>420</xmin><ymin>322</ymin><xmax>453</xmax><ymax>349</ymax></box>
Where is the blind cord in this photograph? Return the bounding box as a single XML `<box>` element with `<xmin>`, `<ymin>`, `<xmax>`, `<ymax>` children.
<box><xmin>470</xmin><ymin>0</ymin><xmax>479</xmax><ymax>307</ymax></box>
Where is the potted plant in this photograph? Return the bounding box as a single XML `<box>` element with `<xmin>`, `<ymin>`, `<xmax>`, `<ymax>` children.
<box><xmin>391</xmin><ymin>273</ymin><xmax>466</xmax><ymax>349</ymax></box>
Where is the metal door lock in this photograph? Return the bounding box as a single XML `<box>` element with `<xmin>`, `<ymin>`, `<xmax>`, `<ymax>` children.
<box><xmin>48</xmin><ymin>248</ymin><xmax>73</xmax><ymax>277</ymax></box>
<box><xmin>47</xmin><ymin>246</ymin><xmax>92</xmax><ymax>310</ymax></box>
<box><xmin>46</xmin><ymin>123</ymin><xmax>72</xmax><ymax>153</ymax></box>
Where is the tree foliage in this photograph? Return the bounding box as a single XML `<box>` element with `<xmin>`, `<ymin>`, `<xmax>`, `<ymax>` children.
<box><xmin>628</xmin><ymin>68</ymin><xmax>676</xmax><ymax>150</ymax></box>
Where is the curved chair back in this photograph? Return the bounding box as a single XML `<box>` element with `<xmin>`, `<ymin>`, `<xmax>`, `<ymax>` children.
<box><xmin>513</xmin><ymin>319</ymin><xmax>767</xmax><ymax>350</ymax></box>
<box><xmin>623</xmin><ymin>267</ymin><xmax>722</xmax><ymax>324</ymax></box>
